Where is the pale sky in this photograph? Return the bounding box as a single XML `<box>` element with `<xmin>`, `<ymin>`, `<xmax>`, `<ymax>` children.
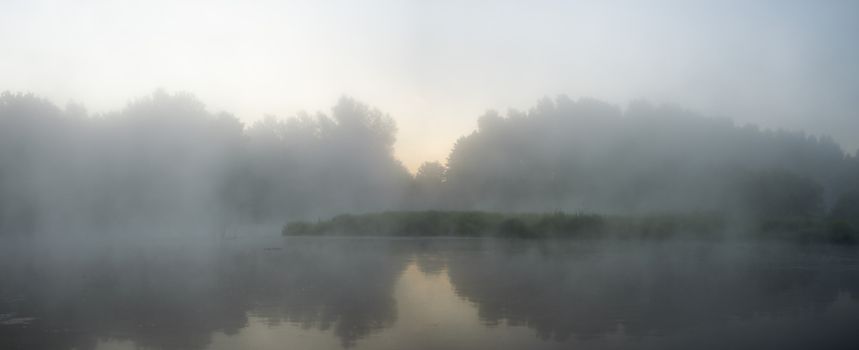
<box><xmin>2</xmin><ymin>0</ymin><xmax>858</xmax><ymax>171</ymax></box>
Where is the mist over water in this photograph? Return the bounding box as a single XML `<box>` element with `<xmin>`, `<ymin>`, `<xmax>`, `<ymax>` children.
<box><xmin>2</xmin><ymin>88</ymin><xmax>859</xmax><ymax>349</ymax></box>
<box><xmin>2</xmin><ymin>238</ymin><xmax>858</xmax><ymax>350</ymax></box>
<box><xmin>3</xmin><ymin>2</ymin><xmax>859</xmax><ymax>349</ymax></box>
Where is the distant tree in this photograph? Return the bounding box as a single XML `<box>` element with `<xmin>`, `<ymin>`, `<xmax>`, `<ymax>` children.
<box><xmin>237</xmin><ymin>95</ymin><xmax>410</xmax><ymax>221</ymax></box>
<box><xmin>0</xmin><ymin>92</ymin><xmax>75</xmax><ymax>235</ymax></box>
<box><xmin>738</xmin><ymin>169</ymin><xmax>824</xmax><ymax>220</ymax></box>
<box><xmin>410</xmin><ymin>161</ymin><xmax>446</xmax><ymax>209</ymax></box>
<box><xmin>443</xmin><ymin>96</ymin><xmax>846</xmax><ymax>214</ymax></box>
<box><xmin>415</xmin><ymin>161</ymin><xmax>445</xmax><ymax>186</ymax></box>
<box><xmin>329</xmin><ymin>96</ymin><xmax>398</xmax><ymax>151</ymax></box>
<box><xmin>831</xmin><ymin>189</ymin><xmax>859</xmax><ymax>226</ymax></box>
<box><xmin>1</xmin><ymin>91</ymin><xmax>857</xmax><ymax>237</ymax></box>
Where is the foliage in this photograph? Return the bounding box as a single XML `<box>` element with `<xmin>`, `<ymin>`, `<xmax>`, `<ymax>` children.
<box><xmin>284</xmin><ymin>210</ymin><xmax>858</xmax><ymax>244</ymax></box>
<box><xmin>0</xmin><ymin>91</ymin><xmax>409</xmax><ymax>235</ymax></box>
<box><xmin>737</xmin><ymin>169</ymin><xmax>824</xmax><ymax>220</ymax></box>
<box><xmin>439</xmin><ymin>96</ymin><xmax>850</xmax><ymax>215</ymax></box>
<box><xmin>831</xmin><ymin>189</ymin><xmax>859</xmax><ymax>226</ymax></box>
<box><xmin>2</xmin><ymin>91</ymin><xmax>858</xmax><ymax>238</ymax></box>
<box><xmin>284</xmin><ymin>211</ymin><xmax>606</xmax><ymax>238</ymax></box>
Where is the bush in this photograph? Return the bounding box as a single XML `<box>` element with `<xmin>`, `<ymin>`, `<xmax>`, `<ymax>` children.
<box><xmin>827</xmin><ymin>221</ymin><xmax>857</xmax><ymax>245</ymax></box>
<box><xmin>283</xmin><ymin>221</ymin><xmax>312</xmax><ymax>235</ymax></box>
<box><xmin>498</xmin><ymin>218</ymin><xmax>535</xmax><ymax>238</ymax></box>
<box><xmin>454</xmin><ymin>212</ymin><xmax>487</xmax><ymax>236</ymax></box>
<box><xmin>831</xmin><ymin>190</ymin><xmax>859</xmax><ymax>227</ymax></box>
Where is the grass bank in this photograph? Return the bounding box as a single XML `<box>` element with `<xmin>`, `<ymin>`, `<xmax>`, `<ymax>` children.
<box><xmin>283</xmin><ymin>211</ymin><xmax>859</xmax><ymax>244</ymax></box>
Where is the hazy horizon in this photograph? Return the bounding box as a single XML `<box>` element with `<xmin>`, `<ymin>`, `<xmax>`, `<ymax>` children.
<box><xmin>4</xmin><ymin>2</ymin><xmax>859</xmax><ymax>349</ymax></box>
<box><xmin>3</xmin><ymin>0</ymin><xmax>858</xmax><ymax>171</ymax></box>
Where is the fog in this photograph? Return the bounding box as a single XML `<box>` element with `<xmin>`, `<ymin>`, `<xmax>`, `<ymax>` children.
<box><xmin>0</xmin><ymin>91</ymin><xmax>859</xmax><ymax>235</ymax></box>
<box><xmin>2</xmin><ymin>91</ymin><xmax>858</xmax><ymax>237</ymax></box>
<box><xmin>439</xmin><ymin>97</ymin><xmax>858</xmax><ymax>217</ymax></box>
<box><xmin>2</xmin><ymin>0</ymin><xmax>859</xmax><ymax>168</ymax></box>
<box><xmin>4</xmin><ymin>92</ymin><xmax>857</xmax><ymax>347</ymax></box>
<box><xmin>0</xmin><ymin>91</ymin><xmax>414</xmax><ymax>236</ymax></box>
<box><xmin>3</xmin><ymin>1</ymin><xmax>859</xmax><ymax>349</ymax></box>
<box><xmin>3</xmin><ymin>238</ymin><xmax>858</xmax><ymax>349</ymax></box>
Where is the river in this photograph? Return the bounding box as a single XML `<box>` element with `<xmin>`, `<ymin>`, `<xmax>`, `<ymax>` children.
<box><xmin>2</xmin><ymin>237</ymin><xmax>858</xmax><ymax>349</ymax></box>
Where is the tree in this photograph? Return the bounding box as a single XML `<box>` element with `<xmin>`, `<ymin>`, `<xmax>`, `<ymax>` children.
<box><xmin>410</xmin><ymin>161</ymin><xmax>447</xmax><ymax>209</ymax></box>
<box><xmin>738</xmin><ymin>169</ymin><xmax>824</xmax><ymax>220</ymax></box>
<box><xmin>415</xmin><ymin>161</ymin><xmax>445</xmax><ymax>186</ymax></box>
<box><xmin>831</xmin><ymin>189</ymin><xmax>859</xmax><ymax>226</ymax></box>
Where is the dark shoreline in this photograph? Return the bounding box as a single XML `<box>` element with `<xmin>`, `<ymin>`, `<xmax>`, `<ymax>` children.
<box><xmin>283</xmin><ymin>211</ymin><xmax>858</xmax><ymax>245</ymax></box>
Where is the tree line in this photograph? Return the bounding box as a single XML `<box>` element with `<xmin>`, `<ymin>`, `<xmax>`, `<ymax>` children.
<box><xmin>1</xmin><ymin>91</ymin><xmax>858</xmax><ymax>236</ymax></box>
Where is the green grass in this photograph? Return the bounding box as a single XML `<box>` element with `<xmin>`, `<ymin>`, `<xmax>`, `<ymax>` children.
<box><xmin>283</xmin><ymin>210</ymin><xmax>859</xmax><ymax>244</ymax></box>
<box><xmin>285</xmin><ymin>211</ymin><xmax>718</xmax><ymax>239</ymax></box>
<box><xmin>753</xmin><ymin>218</ymin><xmax>859</xmax><ymax>245</ymax></box>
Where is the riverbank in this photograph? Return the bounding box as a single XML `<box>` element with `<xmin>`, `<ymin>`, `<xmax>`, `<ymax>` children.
<box><xmin>283</xmin><ymin>211</ymin><xmax>858</xmax><ymax>244</ymax></box>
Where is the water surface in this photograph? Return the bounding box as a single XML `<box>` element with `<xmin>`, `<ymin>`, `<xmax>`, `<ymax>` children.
<box><xmin>2</xmin><ymin>237</ymin><xmax>858</xmax><ymax>349</ymax></box>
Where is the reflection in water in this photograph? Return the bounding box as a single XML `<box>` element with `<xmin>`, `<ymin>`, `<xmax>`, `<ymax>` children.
<box><xmin>1</xmin><ymin>238</ymin><xmax>859</xmax><ymax>349</ymax></box>
<box><xmin>242</xmin><ymin>239</ymin><xmax>408</xmax><ymax>348</ymax></box>
<box><xmin>445</xmin><ymin>241</ymin><xmax>859</xmax><ymax>349</ymax></box>
<box><xmin>0</xmin><ymin>238</ymin><xmax>411</xmax><ymax>350</ymax></box>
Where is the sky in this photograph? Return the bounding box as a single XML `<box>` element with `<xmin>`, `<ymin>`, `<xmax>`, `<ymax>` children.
<box><xmin>2</xmin><ymin>0</ymin><xmax>858</xmax><ymax>171</ymax></box>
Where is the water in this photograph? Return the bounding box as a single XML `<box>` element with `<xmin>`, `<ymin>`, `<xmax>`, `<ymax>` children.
<box><xmin>2</xmin><ymin>237</ymin><xmax>859</xmax><ymax>350</ymax></box>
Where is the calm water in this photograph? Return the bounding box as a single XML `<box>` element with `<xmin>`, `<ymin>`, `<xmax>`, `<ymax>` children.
<box><xmin>2</xmin><ymin>237</ymin><xmax>859</xmax><ymax>350</ymax></box>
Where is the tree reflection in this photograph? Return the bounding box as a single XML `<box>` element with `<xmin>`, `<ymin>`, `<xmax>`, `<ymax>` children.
<box><xmin>230</xmin><ymin>240</ymin><xmax>409</xmax><ymax>347</ymax></box>
<box><xmin>0</xmin><ymin>239</ymin><xmax>410</xmax><ymax>349</ymax></box>
<box><xmin>2</xmin><ymin>239</ymin><xmax>859</xmax><ymax>350</ymax></box>
<box><xmin>445</xmin><ymin>241</ymin><xmax>859</xmax><ymax>344</ymax></box>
